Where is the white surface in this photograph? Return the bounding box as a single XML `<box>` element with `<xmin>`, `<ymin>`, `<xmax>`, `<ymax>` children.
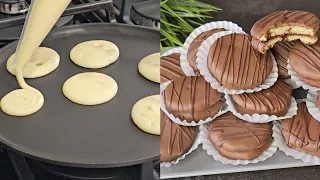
<box><xmin>160</xmin><ymin>145</ymin><xmax>312</xmax><ymax>179</ymax></box>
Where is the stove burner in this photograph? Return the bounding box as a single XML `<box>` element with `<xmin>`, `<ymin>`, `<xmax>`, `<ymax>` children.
<box><xmin>130</xmin><ymin>1</ymin><xmax>159</xmax><ymax>29</ymax></box>
<box><xmin>0</xmin><ymin>0</ymin><xmax>29</xmax><ymax>14</ymax></box>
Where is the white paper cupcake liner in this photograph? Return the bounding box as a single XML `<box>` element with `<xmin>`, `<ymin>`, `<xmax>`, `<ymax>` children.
<box><xmin>196</xmin><ymin>31</ymin><xmax>278</xmax><ymax>94</ymax></box>
<box><xmin>225</xmin><ymin>94</ymin><xmax>297</xmax><ymax>123</ymax></box>
<box><xmin>161</xmin><ymin>47</ymin><xmax>183</xmax><ymax>57</ymax></box>
<box><xmin>306</xmin><ymin>90</ymin><xmax>320</xmax><ymax>121</ymax></box>
<box><xmin>287</xmin><ymin>62</ymin><xmax>320</xmax><ymax>91</ymax></box>
<box><xmin>199</xmin><ymin>124</ymin><xmax>278</xmax><ymax>165</ymax></box>
<box><xmin>285</xmin><ymin>78</ymin><xmax>300</xmax><ymax>89</ymax></box>
<box><xmin>181</xmin><ymin>21</ymin><xmax>244</xmax><ymax>76</ymax></box>
<box><xmin>160</xmin><ymin>81</ymin><xmax>228</xmax><ymax>126</ymax></box>
<box><xmin>273</xmin><ymin>121</ymin><xmax>319</xmax><ymax>165</ymax></box>
<box><xmin>160</xmin><ymin>131</ymin><xmax>201</xmax><ymax>168</ymax></box>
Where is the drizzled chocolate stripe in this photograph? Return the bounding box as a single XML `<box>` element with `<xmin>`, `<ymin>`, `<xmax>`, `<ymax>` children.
<box><xmin>160</xmin><ymin>110</ymin><xmax>195</xmax><ymax>162</ymax></box>
<box><xmin>289</xmin><ymin>41</ymin><xmax>320</xmax><ymax>86</ymax></box>
<box><xmin>187</xmin><ymin>28</ymin><xmax>226</xmax><ymax>74</ymax></box>
<box><xmin>160</xmin><ymin>53</ymin><xmax>185</xmax><ymax>83</ymax></box>
<box><xmin>251</xmin><ymin>10</ymin><xmax>320</xmax><ymax>40</ymax></box>
<box><xmin>163</xmin><ymin>76</ymin><xmax>223</xmax><ymax>122</ymax></box>
<box><xmin>207</xmin><ymin>34</ymin><xmax>273</xmax><ymax>89</ymax></box>
<box><xmin>271</xmin><ymin>41</ymin><xmax>295</xmax><ymax>79</ymax></box>
<box><xmin>208</xmin><ymin>112</ymin><xmax>272</xmax><ymax>155</ymax></box>
<box><xmin>232</xmin><ymin>80</ymin><xmax>292</xmax><ymax>116</ymax></box>
<box><xmin>281</xmin><ymin>103</ymin><xmax>320</xmax><ymax>157</ymax></box>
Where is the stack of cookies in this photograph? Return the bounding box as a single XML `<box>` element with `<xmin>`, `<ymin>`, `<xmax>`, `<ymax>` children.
<box><xmin>160</xmin><ymin>10</ymin><xmax>320</xmax><ymax>165</ymax></box>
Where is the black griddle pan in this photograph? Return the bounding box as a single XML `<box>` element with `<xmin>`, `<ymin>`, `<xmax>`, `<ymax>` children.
<box><xmin>0</xmin><ymin>23</ymin><xmax>159</xmax><ymax>168</ymax></box>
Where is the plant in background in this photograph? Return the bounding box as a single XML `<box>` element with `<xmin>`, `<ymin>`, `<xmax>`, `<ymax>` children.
<box><xmin>160</xmin><ymin>0</ymin><xmax>221</xmax><ymax>48</ymax></box>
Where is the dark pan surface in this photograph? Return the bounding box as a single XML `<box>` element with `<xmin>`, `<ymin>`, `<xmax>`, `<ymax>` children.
<box><xmin>0</xmin><ymin>23</ymin><xmax>159</xmax><ymax>168</ymax></box>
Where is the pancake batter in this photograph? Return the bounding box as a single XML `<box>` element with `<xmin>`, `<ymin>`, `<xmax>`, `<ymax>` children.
<box><xmin>63</xmin><ymin>72</ymin><xmax>118</xmax><ymax>105</ymax></box>
<box><xmin>70</xmin><ymin>40</ymin><xmax>120</xmax><ymax>69</ymax></box>
<box><xmin>7</xmin><ymin>47</ymin><xmax>60</xmax><ymax>78</ymax></box>
<box><xmin>131</xmin><ymin>95</ymin><xmax>160</xmax><ymax>135</ymax></box>
<box><xmin>0</xmin><ymin>0</ymin><xmax>71</xmax><ymax>116</ymax></box>
<box><xmin>138</xmin><ymin>53</ymin><xmax>160</xmax><ymax>83</ymax></box>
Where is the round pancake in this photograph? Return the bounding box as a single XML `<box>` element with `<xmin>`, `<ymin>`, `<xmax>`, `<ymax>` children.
<box><xmin>70</xmin><ymin>40</ymin><xmax>119</xmax><ymax>69</ymax></box>
<box><xmin>62</xmin><ymin>72</ymin><xmax>118</xmax><ymax>105</ymax></box>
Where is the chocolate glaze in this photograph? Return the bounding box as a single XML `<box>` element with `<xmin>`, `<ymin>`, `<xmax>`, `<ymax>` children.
<box><xmin>317</xmin><ymin>92</ymin><xmax>320</xmax><ymax>109</ymax></box>
<box><xmin>187</xmin><ymin>28</ymin><xmax>225</xmax><ymax>74</ymax></box>
<box><xmin>160</xmin><ymin>110</ymin><xmax>195</xmax><ymax>162</ymax></box>
<box><xmin>271</xmin><ymin>41</ymin><xmax>295</xmax><ymax>79</ymax></box>
<box><xmin>207</xmin><ymin>33</ymin><xmax>273</xmax><ymax>89</ymax></box>
<box><xmin>208</xmin><ymin>112</ymin><xmax>272</xmax><ymax>160</ymax></box>
<box><xmin>163</xmin><ymin>76</ymin><xmax>224</xmax><ymax>122</ymax></box>
<box><xmin>281</xmin><ymin>103</ymin><xmax>320</xmax><ymax>157</ymax></box>
<box><xmin>290</xmin><ymin>41</ymin><xmax>320</xmax><ymax>87</ymax></box>
<box><xmin>232</xmin><ymin>80</ymin><xmax>292</xmax><ymax>116</ymax></box>
<box><xmin>251</xmin><ymin>10</ymin><xmax>319</xmax><ymax>41</ymax></box>
<box><xmin>160</xmin><ymin>53</ymin><xmax>185</xmax><ymax>83</ymax></box>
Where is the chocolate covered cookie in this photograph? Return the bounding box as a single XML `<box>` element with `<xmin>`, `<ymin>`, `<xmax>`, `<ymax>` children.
<box><xmin>281</xmin><ymin>103</ymin><xmax>320</xmax><ymax>157</ymax></box>
<box><xmin>163</xmin><ymin>76</ymin><xmax>224</xmax><ymax>122</ymax></box>
<box><xmin>160</xmin><ymin>110</ymin><xmax>195</xmax><ymax>162</ymax></box>
<box><xmin>207</xmin><ymin>33</ymin><xmax>273</xmax><ymax>89</ymax></box>
<box><xmin>160</xmin><ymin>53</ymin><xmax>185</xmax><ymax>83</ymax></box>
<box><xmin>251</xmin><ymin>10</ymin><xmax>319</xmax><ymax>53</ymax></box>
<box><xmin>187</xmin><ymin>28</ymin><xmax>225</xmax><ymax>74</ymax></box>
<box><xmin>270</xmin><ymin>41</ymin><xmax>295</xmax><ymax>79</ymax></box>
<box><xmin>208</xmin><ymin>112</ymin><xmax>272</xmax><ymax>160</ymax></box>
<box><xmin>289</xmin><ymin>41</ymin><xmax>320</xmax><ymax>87</ymax></box>
<box><xmin>231</xmin><ymin>80</ymin><xmax>292</xmax><ymax>116</ymax></box>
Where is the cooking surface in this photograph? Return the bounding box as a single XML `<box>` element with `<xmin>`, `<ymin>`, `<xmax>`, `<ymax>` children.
<box><xmin>0</xmin><ymin>23</ymin><xmax>159</xmax><ymax>168</ymax></box>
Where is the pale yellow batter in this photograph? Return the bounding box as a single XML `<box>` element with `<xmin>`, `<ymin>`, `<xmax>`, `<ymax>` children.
<box><xmin>7</xmin><ymin>47</ymin><xmax>60</xmax><ymax>78</ymax></box>
<box><xmin>131</xmin><ymin>95</ymin><xmax>160</xmax><ymax>135</ymax></box>
<box><xmin>0</xmin><ymin>0</ymin><xmax>71</xmax><ymax>116</ymax></box>
<box><xmin>138</xmin><ymin>52</ymin><xmax>160</xmax><ymax>83</ymax></box>
<box><xmin>63</xmin><ymin>72</ymin><xmax>118</xmax><ymax>105</ymax></box>
<box><xmin>70</xmin><ymin>40</ymin><xmax>120</xmax><ymax>69</ymax></box>
<box><xmin>0</xmin><ymin>89</ymin><xmax>44</xmax><ymax>116</ymax></box>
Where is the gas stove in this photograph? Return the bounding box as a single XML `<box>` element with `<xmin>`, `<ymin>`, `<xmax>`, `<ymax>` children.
<box><xmin>0</xmin><ymin>0</ymin><xmax>30</xmax><ymax>14</ymax></box>
<box><xmin>0</xmin><ymin>0</ymin><xmax>160</xmax><ymax>179</ymax></box>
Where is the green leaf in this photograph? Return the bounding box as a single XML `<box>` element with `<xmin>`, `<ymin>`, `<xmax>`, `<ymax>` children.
<box><xmin>160</xmin><ymin>0</ymin><xmax>221</xmax><ymax>47</ymax></box>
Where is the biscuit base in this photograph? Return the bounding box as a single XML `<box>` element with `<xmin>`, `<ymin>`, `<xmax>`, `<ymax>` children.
<box><xmin>252</xmin><ymin>34</ymin><xmax>318</xmax><ymax>54</ymax></box>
